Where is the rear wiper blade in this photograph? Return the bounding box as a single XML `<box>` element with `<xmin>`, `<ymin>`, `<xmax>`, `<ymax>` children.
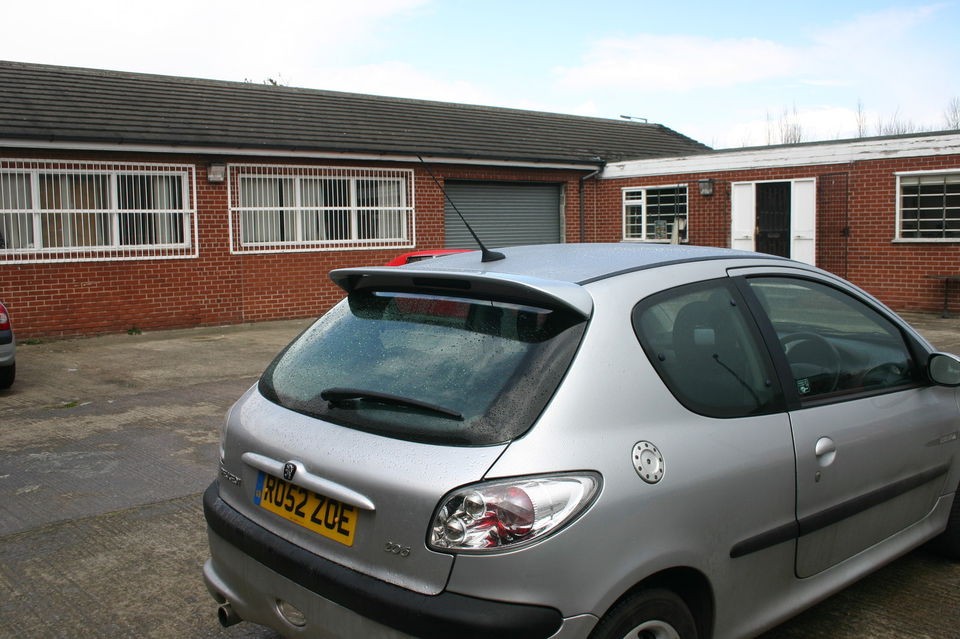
<box><xmin>319</xmin><ymin>387</ymin><xmax>464</xmax><ymax>421</ymax></box>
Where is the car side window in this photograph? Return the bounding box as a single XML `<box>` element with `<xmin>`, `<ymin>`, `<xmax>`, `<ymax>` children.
<box><xmin>632</xmin><ymin>280</ymin><xmax>782</xmax><ymax>418</ymax></box>
<box><xmin>746</xmin><ymin>277</ymin><xmax>920</xmax><ymax>401</ymax></box>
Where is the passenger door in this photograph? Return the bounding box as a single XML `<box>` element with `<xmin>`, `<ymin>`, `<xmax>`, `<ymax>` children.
<box><xmin>743</xmin><ymin>275</ymin><xmax>957</xmax><ymax>577</ymax></box>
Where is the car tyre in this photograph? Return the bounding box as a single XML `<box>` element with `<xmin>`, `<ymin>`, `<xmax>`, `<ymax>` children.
<box><xmin>930</xmin><ymin>487</ymin><xmax>960</xmax><ymax>560</ymax></box>
<box><xmin>0</xmin><ymin>362</ymin><xmax>13</xmax><ymax>389</ymax></box>
<box><xmin>589</xmin><ymin>588</ymin><xmax>698</xmax><ymax>639</ymax></box>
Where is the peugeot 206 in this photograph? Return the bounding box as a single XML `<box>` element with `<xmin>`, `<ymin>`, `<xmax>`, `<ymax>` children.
<box><xmin>203</xmin><ymin>243</ymin><xmax>960</xmax><ymax>639</ymax></box>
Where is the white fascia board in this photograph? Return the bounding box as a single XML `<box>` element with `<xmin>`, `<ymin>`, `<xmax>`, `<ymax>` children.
<box><xmin>602</xmin><ymin>133</ymin><xmax>960</xmax><ymax>179</ymax></box>
<box><xmin>0</xmin><ymin>139</ymin><xmax>598</xmax><ymax>171</ymax></box>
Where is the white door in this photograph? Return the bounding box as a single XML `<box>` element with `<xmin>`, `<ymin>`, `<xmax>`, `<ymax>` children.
<box><xmin>790</xmin><ymin>179</ymin><xmax>816</xmax><ymax>265</ymax></box>
<box><xmin>730</xmin><ymin>182</ymin><xmax>755</xmax><ymax>252</ymax></box>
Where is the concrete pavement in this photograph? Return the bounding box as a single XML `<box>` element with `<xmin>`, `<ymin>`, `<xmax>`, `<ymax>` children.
<box><xmin>0</xmin><ymin>319</ymin><xmax>311</xmax><ymax>639</ymax></box>
<box><xmin>0</xmin><ymin>312</ymin><xmax>959</xmax><ymax>638</ymax></box>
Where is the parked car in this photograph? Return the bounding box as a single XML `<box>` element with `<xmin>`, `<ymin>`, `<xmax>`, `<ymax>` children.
<box><xmin>384</xmin><ymin>248</ymin><xmax>471</xmax><ymax>266</ymax></box>
<box><xmin>0</xmin><ymin>301</ymin><xmax>15</xmax><ymax>389</ymax></box>
<box><xmin>203</xmin><ymin>243</ymin><xmax>960</xmax><ymax>639</ymax></box>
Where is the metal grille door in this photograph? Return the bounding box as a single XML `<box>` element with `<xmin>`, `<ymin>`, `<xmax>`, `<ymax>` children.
<box><xmin>756</xmin><ymin>182</ymin><xmax>791</xmax><ymax>258</ymax></box>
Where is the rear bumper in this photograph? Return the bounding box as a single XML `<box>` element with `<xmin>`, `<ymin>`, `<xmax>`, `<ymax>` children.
<box><xmin>202</xmin><ymin>481</ymin><xmax>563</xmax><ymax>639</ymax></box>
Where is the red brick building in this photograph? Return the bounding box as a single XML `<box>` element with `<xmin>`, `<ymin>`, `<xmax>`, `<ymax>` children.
<box><xmin>3</xmin><ymin>61</ymin><xmax>959</xmax><ymax>336</ymax></box>
<box><xmin>596</xmin><ymin>134</ymin><xmax>960</xmax><ymax>315</ymax></box>
<box><xmin>0</xmin><ymin>62</ymin><xmax>706</xmax><ymax>337</ymax></box>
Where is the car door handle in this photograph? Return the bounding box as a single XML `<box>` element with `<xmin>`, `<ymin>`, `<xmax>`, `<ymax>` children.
<box><xmin>814</xmin><ymin>437</ymin><xmax>836</xmax><ymax>467</ymax></box>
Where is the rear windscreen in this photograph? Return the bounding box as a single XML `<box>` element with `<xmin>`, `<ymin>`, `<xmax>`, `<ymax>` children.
<box><xmin>259</xmin><ymin>290</ymin><xmax>587</xmax><ymax>445</ymax></box>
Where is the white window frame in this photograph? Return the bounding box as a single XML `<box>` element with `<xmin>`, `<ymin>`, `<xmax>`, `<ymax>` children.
<box><xmin>895</xmin><ymin>169</ymin><xmax>960</xmax><ymax>242</ymax></box>
<box><xmin>622</xmin><ymin>184</ymin><xmax>688</xmax><ymax>243</ymax></box>
<box><xmin>0</xmin><ymin>159</ymin><xmax>197</xmax><ymax>263</ymax></box>
<box><xmin>228</xmin><ymin>164</ymin><xmax>416</xmax><ymax>254</ymax></box>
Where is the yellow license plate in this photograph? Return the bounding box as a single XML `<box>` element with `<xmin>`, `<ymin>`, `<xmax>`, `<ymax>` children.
<box><xmin>254</xmin><ymin>472</ymin><xmax>358</xmax><ymax>546</ymax></box>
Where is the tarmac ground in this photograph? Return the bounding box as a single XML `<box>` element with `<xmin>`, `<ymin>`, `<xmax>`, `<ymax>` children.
<box><xmin>0</xmin><ymin>312</ymin><xmax>958</xmax><ymax>638</ymax></box>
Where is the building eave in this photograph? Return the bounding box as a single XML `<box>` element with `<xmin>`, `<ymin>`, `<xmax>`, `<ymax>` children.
<box><xmin>0</xmin><ymin>138</ymin><xmax>604</xmax><ymax>171</ymax></box>
<box><xmin>602</xmin><ymin>132</ymin><xmax>960</xmax><ymax>179</ymax></box>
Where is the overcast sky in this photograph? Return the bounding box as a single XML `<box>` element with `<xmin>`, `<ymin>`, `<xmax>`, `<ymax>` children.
<box><xmin>3</xmin><ymin>0</ymin><xmax>958</xmax><ymax>148</ymax></box>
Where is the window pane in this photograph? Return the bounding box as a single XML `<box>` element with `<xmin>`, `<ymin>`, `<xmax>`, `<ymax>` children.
<box><xmin>900</xmin><ymin>173</ymin><xmax>960</xmax><ymax>239</ymax></box>
<box><xmin>633</xmin><ymin>281</ymin><xmax>779</xmax><ymax>417</ymax></box>
<box><xmin>0</xmin><ymin>173</ymin><xmax>34</xmax><ymax>249</ymax></box>
<box><xmin>0</xmin><ymin>162</ymin><xmax>194</xmax><ymax>260</ymax></box>
<box><xmin>230</xmin><ymin>166</ymin><xmax>413</xmax><ymax>252</ymax></box>
<box><xmin>301</xmin><ymin>178</ymin><xmax>351</xmax><ymax>241</ymax></box>
<box><xmin>36</xmin><ymin>174</ymin><xmax>111</xmax><ymax>247</ymax></box>
<box><xmin>357</xmin><ymin>179</ymin><xmax>403</xmax><ymax>240</ymax></box>
<box><xmin>625</xmin><ymin>203</ymin><xmax>644</xmax><ymax>239</ymax></box>
<box><xmin>299</xmin><ymin>178</ymin><xmax>323</xmax><ymax>241</ymax></box>
<box><xmin>622</xmin><ymin>187</ymin><xmax>687</xmax><ymax>242</ymax></box>
<box><xmin>748</xmin><ymin>278</ymin><xmax>919</xmax><ymax>399</ymax></box>
<box><xmin>39</xmin><ymin>211</ymin><xmax>110</xmax><ymax>247</ymax></box>
<box><xmin>240</xmin><ymin>177</ymin><xmax>294</xmax><ymax>243</ymax></box>
<box><xmin>117</xmin><ymin>175</ymin><xmax>185</xmax><ymax>245</ymax></box>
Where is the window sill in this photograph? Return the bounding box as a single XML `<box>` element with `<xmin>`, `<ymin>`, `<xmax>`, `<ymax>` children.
<box><xmin>621</xmin><ymin>238</ymin><xmax>689</xmax><ymax>244</ymax></box>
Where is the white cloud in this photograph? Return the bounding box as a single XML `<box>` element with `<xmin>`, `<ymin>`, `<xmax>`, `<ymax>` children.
<box><xmin>0</xmin><ymin>0</ymin><xmax>430</xmax><ymax>84</ymax></box>
<box><xmin>554</xmin><ymin>35</ymin><xmax>798</xmax><ymax>91</ymax></box>
<box><xmin>700</xmin><ymin>104</ymin><xmax>905</xmax><ymax>149</ymax></box>
<box><xmin>797</xmin><ymin>4</ymin><xmax>951</xmax><ymax>122</ymax></box>
<box><xmin>809</xmin><ymin>4</ymin><xmax>941</xmax><ymax>49</ymax></box>
<box><xmin>552</xmin><ymin>4</ymin><xmax>956</xmax><ymax>145</ymax></box>
<box><xmin>568</xmin><ymin>100</ymin><xmax>602</xmax><ymax>117</ymax></box>
<box><xmin>554</xmin><ymin>4</ymin><xmax>949</xmax><ymax>97</ymax></box>
<box><xmin>297</xmin><ymin>61</ymin><xmax>492</xmax><ymax>103</ymax></box>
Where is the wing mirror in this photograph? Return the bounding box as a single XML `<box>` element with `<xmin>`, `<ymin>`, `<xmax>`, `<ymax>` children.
<box><xmin>928</xmin><ymin>352</ymin><xmax>960</xmax><ymax>386</ymax></box>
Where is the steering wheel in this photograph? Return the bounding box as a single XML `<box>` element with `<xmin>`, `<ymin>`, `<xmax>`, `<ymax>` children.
<box><xmin>860</xmin><ymin>362</ymin><xmax>904</xmax><ymax>387</ymax></box>
<box><xmin>780</xmin><ymin>332</ymin><xmax>841</xmax><ymax>394</ymax></box>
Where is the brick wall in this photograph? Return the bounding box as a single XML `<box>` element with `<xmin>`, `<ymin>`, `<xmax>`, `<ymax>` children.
<box><xmin>0</xmin><ymin>150</ymin><xmax>589</xmax><ymax>337</ymax></box>
<box><xmin>7</xmin><ymin>146</ymin><xmax>957</xmax><ymax>338</ymax></box>
<box><xmin>599</xmin><ymin>153</ymin><xmax>960</xmax><ymax>315</ymax></box>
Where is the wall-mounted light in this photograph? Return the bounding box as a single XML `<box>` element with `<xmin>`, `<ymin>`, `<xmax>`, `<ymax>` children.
<box><xmin>698</xmin><ymin>178</ymin><xmax>715</xmax><ymax>197</ymax></box>
<box><xmin>207</xmin><ymin>162</ymin><xmax>226</xmax><ymax>183</ymax></box>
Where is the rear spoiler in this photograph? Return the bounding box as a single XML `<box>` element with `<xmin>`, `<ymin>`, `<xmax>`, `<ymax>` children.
<box><xmin>330</xmin><ymin>267</ymin><xmax>594</xmax><ymax>320</ymax></box>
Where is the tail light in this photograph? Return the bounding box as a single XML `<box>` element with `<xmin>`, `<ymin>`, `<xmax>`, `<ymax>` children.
<box><xmin>428</xmin><ymin>474</ymin><xmax>600</xmax><ymax>553</ymax></box>
<box><xmin>0</xmin><ymin>303</ymin><xmax>10</xmax><ymax>330</ymax></box>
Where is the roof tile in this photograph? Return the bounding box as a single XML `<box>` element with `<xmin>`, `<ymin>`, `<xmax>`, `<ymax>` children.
<box><xmin>0</xmin><ymin>61</ymin><xmax>710</xmax><ymax>164</ymax></box>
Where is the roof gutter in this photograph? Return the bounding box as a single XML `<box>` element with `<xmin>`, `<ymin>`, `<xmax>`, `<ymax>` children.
<box><xmin>0</xmin><ymin>138</ymin><xmax>603</xmax><ymax>172</ymax></box>
<box><xmin>603</xmin><ymin>131</ymin><xmax>960</xmax><ymax>178</ymax></box>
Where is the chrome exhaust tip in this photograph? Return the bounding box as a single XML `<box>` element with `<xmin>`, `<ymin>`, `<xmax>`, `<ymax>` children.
<box><xmin>217</xmin><ymin>603</ymin><xmax>242</xmax><ymax>628</ymax></box>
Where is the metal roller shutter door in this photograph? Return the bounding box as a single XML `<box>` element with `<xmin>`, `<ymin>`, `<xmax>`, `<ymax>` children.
<box><xmin>443</xmin><ymin>182</ymin><xmax>561</xmax><ymax>248</ymax></box>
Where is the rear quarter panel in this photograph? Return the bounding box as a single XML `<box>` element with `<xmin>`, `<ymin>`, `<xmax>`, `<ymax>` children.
<box><xmin>445</xmin><ymin>262</ymin><xmax>800</xmax><ymax>636</ymax></box>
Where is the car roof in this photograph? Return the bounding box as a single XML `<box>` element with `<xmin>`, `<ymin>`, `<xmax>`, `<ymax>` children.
<box><xmin>332</xmin><ymin>244</ymin><xmax>792</xmax><ymax>319</ymax></box>
<box><xmin>393</xmin><ymin>243</ymin><xmax>789</xmax><ymax>284</ymax></box>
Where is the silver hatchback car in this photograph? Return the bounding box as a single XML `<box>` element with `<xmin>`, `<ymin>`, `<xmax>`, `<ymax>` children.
<box><xmin>204</xmin><ymin>244</ymin><xmax>960</xmax><ymax>639</ymax></box>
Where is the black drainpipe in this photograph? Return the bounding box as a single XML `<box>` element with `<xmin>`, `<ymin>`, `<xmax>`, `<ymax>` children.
<box><xmin>579</xmin><ymin>163</ymin><xmax>604</xmax><ymax>242</ymax></box>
